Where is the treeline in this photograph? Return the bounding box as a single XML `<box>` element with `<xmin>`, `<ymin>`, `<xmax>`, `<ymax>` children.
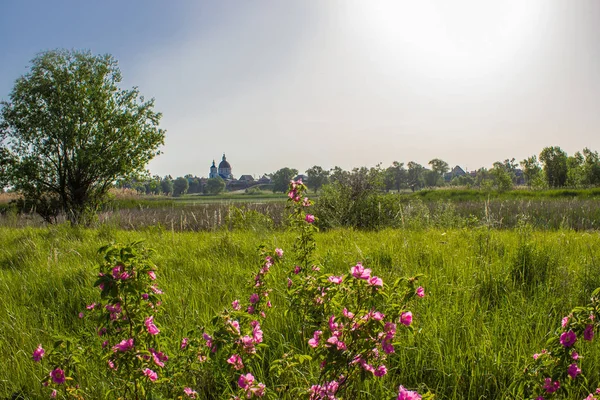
<box><xmin>285</xmin><ymin>145</ymin><xmax>600</xmax><ymax>194</ymax></box>
<box><xmin>117</xmin><ymin>175</ymin><xmax>226</xmax><ymax>196</ymax></box>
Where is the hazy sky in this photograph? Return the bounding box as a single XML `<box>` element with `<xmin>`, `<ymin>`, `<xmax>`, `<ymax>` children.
<box><xmin>1</xmin><ymin>1</ymin><xmax>599</xmax><ymax>178</ymax></box>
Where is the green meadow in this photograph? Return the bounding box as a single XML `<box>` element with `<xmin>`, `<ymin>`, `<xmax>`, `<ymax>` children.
<box><xmin>2</xmin><ymin>224</ymin><xmax>600</xmax><ymax>399</ymax></box>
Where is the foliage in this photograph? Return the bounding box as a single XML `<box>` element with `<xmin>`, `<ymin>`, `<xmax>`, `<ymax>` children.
<box><xmin>173</xmin><ymin>177</ymin><xmax>189</xmax><ymax>197</ymax></box>
<box><xmin>305</xmin><ymin>166</ymin><xmax>329</xmax><ymax>193</ymax></box>
<box><xmin>271</xmin><ymin>168</ymin><xmax>298</xmax><ymax>193</ymax></box>
<box><xmin>0</xmin><ymin>49</ymin><xmax>165</xmax><ymax>224</ymax></box>
<box><xmin>206</xmin><ymin>177</ymin><xmax>225</xmax><ymax>195</ymax></box>
<box><xmin>539</xmin><ymin>146</ymin><xmax>568</xmax><ymax>188</ymax></box>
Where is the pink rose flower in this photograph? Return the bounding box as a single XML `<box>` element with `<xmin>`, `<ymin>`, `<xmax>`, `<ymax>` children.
<box><xmin>350</xmin><ymin>262</ymin><xmax>371</xmax><ymax>280</ymax></box>
<box><xmin>275</xmin><ymin>248</ymin><xmax>284</xmax><ymax>258</ymax></box>
<box><xmin>143</xmin><ymin>368</ymin><xmax>158</xmax><ymax>382</ymax></box>
<box><xmin>416</xmin><ymin>286</ymin><xmax>425</xmax><ymax>298</ymax></box>
<box><xmin>32</xmin><ymin>344</ymin><xmax>45</xmax><ymax>362</ymax></box>
<box><xmin>305</xmin><ymin>214</ymin><xmax>315</xmax><ymax>223</ymax></box>
<box><xmin>145</xmin><ymin>316</ymin><xmax>160</xmax><ymax>335</ymax></box>
<box><xmin>400</xmin><ymin>311</ymin><xmax>413</xmax><ymax>326</ymax></box>
<box><xmin>50</xmin><ymin>368</ymin><xmax>66</xmax><ymax>384</ymax></box>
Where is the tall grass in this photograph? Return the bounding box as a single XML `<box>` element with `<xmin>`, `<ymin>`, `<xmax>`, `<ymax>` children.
<box><xmin>2</xmin><ymin>226</ymin><xmax>600</xmax><ymax>398</ymax></box>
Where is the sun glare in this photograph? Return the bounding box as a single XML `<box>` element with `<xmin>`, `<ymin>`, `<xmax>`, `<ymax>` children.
<box><xmin>355</xmin><ymin>0</ymin><xmax>549</xmax><ymax>80</ymax></box>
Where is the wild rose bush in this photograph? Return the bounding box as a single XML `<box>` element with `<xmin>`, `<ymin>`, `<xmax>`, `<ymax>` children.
<box><xmin>32</xmin><ymin>180</ymin><xmax>432</xmax><ymax>399</ymax></box>
<box><xmin>175</xmin><ymin>245</ymin><xmax>282</xmax><ymax>399</ymax></box>
<box><xmin>281</xmin><ymin>179</ymin><xmax>430</xmax><ymax>399</ymax></box>
<box><xmin>515</xmin><ymin>287</ymin><xmax>600</xmax><ymax>399</ymax></box>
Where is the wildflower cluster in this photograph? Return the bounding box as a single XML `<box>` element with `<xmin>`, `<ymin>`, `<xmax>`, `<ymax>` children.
<box><xmin>282</xmin><ymin>180</ymin><xmax>428</xmax><ymax>399</ymax></box>
<box><xmin>517</xmin><ymin>287</ymin><xmax>600</xmax><ymax>399</ymax></box>
<box><xmin>179</xmin><ymin>246</ymin><xmax>283</xmax><ymax>398</ymax></box>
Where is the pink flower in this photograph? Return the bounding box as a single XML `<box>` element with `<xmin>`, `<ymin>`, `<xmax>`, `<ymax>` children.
<box><xmin>328</xmin><ymin>275</ymin><xmax>343</xmax><ymax>284</ymax></box>
<box><xmin>50</xmin><ymin>368</ymin><xmax>66</xmax><ymax>384</ymax></box>
<box><xmin>416</xmin><ymin>286</ymin><xmax>425</xmax><ymax>298</ymax></box>
<box><xmin>252</xmin><ymin>321</ymin><xmax>263</xmax><ymax>343</ymax></box>
<box><xmin>227</xmin><ymin>354</ymin><xmax>244</xmax><ymax>370</ymax></box>
<box><xmin>249</xmin><ymin>293</ymin><xmax>260</xmax><ymax>304</ymax></box>
<box><xmin>350</xmin><ymin>262</ymin><xmax>371</xmax><ymax>280</ymax></box>
<box><xmin>293</xmin><ymin>266</ymin><xmax>301</xmax><ymax>274</ymax></box>
<box><xmin>543</xmin><ymin>378</ymin><xmax>560</xmax><ymax>393</ymax></box>
<box><xmin>150</xmin><ymin>285</ymin><xmax>163</xmax><ymax>295</ymax></box>
<box><xmin>374</xmin><ymin>365</ymin><xmax>388</xmax><ymax>377</ymax></box>
<box><xmin>50</xmin><ymin>389</ymin><xmax>57</xmax><ymax>398</ymax></box>
<box><xmin>251</xmin><ymin>382</ymin><xmax>266</xmax><ymax>397</ymax></box>
<box><xmin>303</xmin><ymin>197</ymin><xmax>310</xmax><ymax>207</ymax></box>
<box><xmin>181</xmin><ymin>337</ymin><xmax>189</xmax><ymax>349</ymax></box>
<box><xmin>584</xmin><ymin>324</ymin><xmax>594</xmax><ymax>341</ymax></box>
<box><xmin>183</xmin><ymin>387</ymin><xmax>198</xmax><ymax>398</ymax></box>
<box><xmin>287</xmin><ymin>278</ymin><xmax>293</xmax><ymax>288</ymax></box>
<box><xmin>561</xmin><ymin>315</ymin><xmax>570</xmax><ymax>327</ymax></box>
<box><xmin>305</xmin><ymin>214</ymin><xmax>315</xmax><ymax>223</ymax></box>
<box><xmin>568</xmin><ymin>363</ymin><xmax>581</xmax><ymax>379</ymax></box>
<box><xmin>150</xmin><ymin>348</ymin><xmax>168</xmax><ymax>367</ymax></box>
<box><xmin>230</xmin><ymin>320</ymin><xmax>241</xmax><ymax>335</ymax></box>
<box><xmin>142</xmin><ymin>293</ymin><xmax>149</xmax><ymax>300</ymax></box>
<box><xmin>148</xmin><ymin>270</ymin><xmax>157</xmax><ymax>280</ymax></box>
<box><xmin>368</xmin><ymin>276</ymin><xmax>383</xmax><ymax>287</ymax></box>
<box><xmin>232</xmin><ymin>300</ymin><xmax>241</xmax><ymax>310</ymax></box>
<box><xmin>397</xmin><ymin>385</ymin><xmax>422</xmax><ymax>400</ymax></box>
<box><xmin>247</xmin><ymin>305</ymin><xmax>255</xmax><ymax>314</ymax></box>
<box><xmin>86</xmin><ymin>303</ymin><xmax>96</xmax><ymax>310</ymax></box>
<box><xmin>382</xmin><ymin>338</ymin><xmax>395</xmax><ymax>354</ymax></box>
<box><xmin>372</xmin><ymin>311</ymin><xmax>385</xmax><ymax>321</ymax></box>
<box><xmin>112</xmin><ymin>338</ymin><xmax>134</xmax><ymax>352</ymax></box>
<box><xmin>112</xmin><ymin>265</ymin><xmax>123</xmax><ymax>279</ymax></box>
<box><xmin>143</xmin><ymin>368</ymin><xmax>158</xmax><ymax>382</ymax></box>
<box><xmin>145</xmin><ymin>316</ymin><xmax>160</xmax><ymax>335</ymax></box>
<box><xmin>275</xmin><ymin>248</ymin><xmax>284</xmax><ymax>258</ymax></box>
<box><xmin>107</xmin><ymin>359</ymin><xmax>116</xmax><ymax>369</ymax></box>
<box><xmin>572</xmin><ymin>351</ymin><xmax>579</xmax><ymax>360</ymax></box>
<box><xmin>343</xmin><ymin>308</ymin><xmax>355</xmax><ymax>319</ymax></box>
<box><xmin>238</xmin><ymin>373</ymin><xmax>255</xmax><ymax>389</ymax></box>
<box><xmin>308</xmin><ymin>330</ymin><xmax>322</xmax><ymax>348</ymax></box>
<box><xmin>32</xmin><ymin>344</ymin><xmax>45</xmax><ymax>362</ymax></box>
<box><xmin>78</xmin><ymin>312</ymin><xmax>84</xmax><ymax>319</ymax></box>
<box><xmin>241</xmin><ymin>336</ymin><xmax>256</xmax><ymax>353</ymax></box>
<box><xmin>203</xmin><ymin>333</ymin><xmax>213</xmax><ymax>348</ymax></box>
<box><xmin>400</xmin><ymin>311</ymin><xmax>413</xmax><ymax>326</ymax></box>
<box><xmin>560</xmin><ymin>330</ymin><xmax>577</xmax><ymax>347</ymax></box>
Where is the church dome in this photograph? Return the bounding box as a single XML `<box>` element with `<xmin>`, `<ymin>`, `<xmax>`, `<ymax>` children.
<box><xmin>218</xmin><ymin>154</ymin><xmax>231</xmax><ymax>169</ymax></box>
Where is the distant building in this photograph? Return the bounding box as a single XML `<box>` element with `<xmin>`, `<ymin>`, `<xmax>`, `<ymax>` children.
<box><xmin>444</xmin><ymin>166</ymin><xmax>466</xmax><ymax>182</ymax></box>
<box><xmin>209</xmin><ymin>154</ymin><xmax>233</xmax><ymax>180</ymax></box>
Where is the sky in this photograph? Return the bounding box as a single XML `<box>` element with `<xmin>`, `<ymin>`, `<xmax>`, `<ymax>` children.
<box><xmin>1</xmin><ymin>1</ymin><xmax>599</xmax><ymax>178</ymax></box>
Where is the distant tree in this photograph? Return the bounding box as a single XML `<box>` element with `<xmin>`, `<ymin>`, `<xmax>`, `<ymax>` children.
<box><xmin>205</xmin><ymin>176</ymin><xmax>225</xmax><ymax>194</ymax></box>
<box><xmin>160</xmin><ymin>177</ymin><xmax>173</xmax><ymax>195</ymax></box>
<box><xmin>329</xmin><ymin>166</ymin><xmax>350</xmax><ymax>185</ymax></box>
<box><xmin>428</xmin><ymin>158</ymin><xmax>449</xmax><ymax>185</ymax></box>
<box><xmin>173</xmin><ymin>176</ymin><xmax>189</xmax><ymax>197</ymax></box>
<box><xmin>566</xmin><ymin>151</ymin><xmax>585</xmax><ymax>187</ymax></box>
<box><xmin>582</xmin><ymin>148</ymin><xmax>600</xmax><ymax>186</ymax></box>
<box><xmin>0</xmin><ymin>49</ymin><xmax>165</xmax><ymax>224</ymax></box>
<box><xmin>144</xmin><ymin>176</ymin><xmax>161</xmax><ymax>195</ymax></box>
<box><xmin>384</xmin><ymin>161</ymin><xmax>407</xmax><ymax>192</ymax></box>
<box><xmin>539</xmin><ymin>146</ymin><xmax>568</xmax><ymax>187</ymax></box>
<box><xmin>520</xmin><ymin>156</ymin><xmax>542</xmax><ymax>187</ymax></box>
<box><xmin>271</xmin><ymin>167</ymin><xmax>298</xmax><ymax>193</ymax></box>
<box><xmin>305</xmin><ymin>165</ymin><xmax>330</xmax><ymax>193</ymax></box>
<box><xmin>422</xmin><ymin>170</ymin><xmax>440</xmax><ymax>187</ymax></box>
<box><xmin>490</xmin><ymin>162</ymin><xmax>513</xmax><ymax>192</ymax></box>
<box><xmin>407</xmin><ymin>162</ymin><xmax>425</xmax><ymax>191</ymax></box>
<box><xmin>188</xmin><ymin>178</ymin><xmax>201</xmax><ymax>194</ymax></box>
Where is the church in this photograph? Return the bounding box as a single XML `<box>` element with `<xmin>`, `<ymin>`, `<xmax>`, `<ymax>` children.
<box><xmin>209</xmin><ymin>154</ymin><xmax>233</xmax><ymax>180</ymax></box>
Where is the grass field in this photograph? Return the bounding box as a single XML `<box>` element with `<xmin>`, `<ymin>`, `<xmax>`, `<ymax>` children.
<box><xmin>2</xmin><ymin>224</ymin><xmax>600</xmax><ymax>399</ymax></box>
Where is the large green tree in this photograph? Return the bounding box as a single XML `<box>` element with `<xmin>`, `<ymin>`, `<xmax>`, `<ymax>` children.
<box><xmin>539</xmin><ymin>146</ymin><xmax>568</xmax><ymax>188</ymax></box>
<box><xmin>305</xmin><ymin>165</ymin><xmax>329</xmax><ymax>193</ymax></box>
<box><xmin>271</xmin><ymin>167</ymin><xmax>298</xmax><ymax>193</ymax></box>
<box><xmin>205</xmin><ymin>176</ymin><xmax>225</xmax><ymax>194</ymax></box>
<box><xmin>0</xmin><ymin>49</ymin><xmax>165</xmax><ymax>223</ymax></box>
